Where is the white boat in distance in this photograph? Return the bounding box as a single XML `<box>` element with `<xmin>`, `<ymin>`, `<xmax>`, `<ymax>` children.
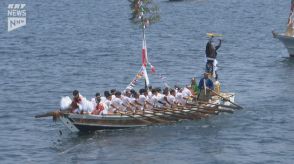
<box><xmin>273</xmin><ymin>0</ymin><xmax>294</xmax><ymax>57</ymax></box>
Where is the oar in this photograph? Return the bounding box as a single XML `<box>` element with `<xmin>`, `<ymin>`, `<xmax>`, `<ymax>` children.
<box><xmin>197</xmin><ymin>101</ymin><xmax>238</xmax><ymax>110</ymax></box>
<box><xmin>207</xmin><ymin>88</ymin><xmax>243</xmax><ymax>109</ymax></box>
<box><xmin>160</xmin><ymin>106</ymin><xmax>206</xmax><ymax>119</ymax></box>
<box><xmin>143</xmin><ymin>110</ymin><xmax>180</xmax><ymax>122</ymax></box>
<box><xmin>191</xmin><ymin>108</ymin><xmax>219</xmax><ymax>115</ymax></box>
<box><xmin>119</xmin><ymin>112</ymin><xmax>153</xmax><ymax>125</ymax></box>
<box><xmin>207</xmin><ymin>33</ymin><xmax>224</xmax><ymax>37</ymax></box>
<box><xmin>187</xmin><ymin>102</ymin><xmax>235</xmax><ymax>114</ymax></box>
<box><xmin>199</xmin><ymin>105</ymin><xmax>234</xmax><ymax>114</ymax></box>
<box><xmin>153</xmin><ymin>108</ymin><xmax>199</xmax><ymax>120</ymax></box>
<box><xmin>156</xmin><ymin>106</ymin><xmax>211</xmax><ymax>119</ymax></box>
<box><xmin>148</xmin><ymin>109</ymin><xmax>186</xmax><ymax>121</ymax></box>
<box><xmin>140</xmin><ymin>105</ymin><xmax>185</xmax><ymax>122</ymax></box>
<box><xmin>133</xmin><ymin>111</ymin><xmax>171</xmax><ymax>124</ymax></box>
<box><xmin>34</xmin><ymin>110</ymin><xmax>67</xmax><ymax>118</ymax></box>
<box><xmin>34</xmin><ymin>106</ymin><xmax>75</xmax><ymax>118</ymax></box>
<box><xmin>35</xmin><ymin>110</ymin><xmax>67</xmax><ymax>121</ymax></box>
<box><xmin>177</xmin><ymin>105</ymin><xmax>219</xmax><ymax>115</ymax></box>
<box><xmin>146</xmin><ymin>106</ymin><xmax>192</xmax><ymax>121</ymax></box>
<box><xmin>35</xmin><ymin>111</ymin><xmax>56</xmax><ymax>118</ymax></box>
<box><xmin>169</xmin><ymin>108</ymin><xmax>205</xmax><ymax>119</ymax></box>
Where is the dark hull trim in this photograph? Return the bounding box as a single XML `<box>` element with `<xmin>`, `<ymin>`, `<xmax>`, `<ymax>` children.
<box><xmin>74</xmin><ymin>123</ymin><xmax>147</xmax><ymax>132</ymax></box>
<box><xmin>75</xmin><ymin>124</ymin><xmax>129</xmax><ymax>131</ymax></box>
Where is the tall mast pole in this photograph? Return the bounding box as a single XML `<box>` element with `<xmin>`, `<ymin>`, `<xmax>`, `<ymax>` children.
<box><xmin>141</xmin><ymin>8</ymin><xmax>148</xmax><ymax>90</ymax></box>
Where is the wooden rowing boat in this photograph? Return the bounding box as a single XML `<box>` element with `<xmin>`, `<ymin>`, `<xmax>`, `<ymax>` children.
<box><xmin>54</xmin><ymin>92</ymin><xmax>237</xmax><ymax>132</ymax></box>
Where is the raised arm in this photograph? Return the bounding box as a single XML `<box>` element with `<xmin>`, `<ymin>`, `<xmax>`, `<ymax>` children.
<box><xmin>215</xmin><ymin>39</ymin><xmax>222</xmax><ymax>51</ymax></box>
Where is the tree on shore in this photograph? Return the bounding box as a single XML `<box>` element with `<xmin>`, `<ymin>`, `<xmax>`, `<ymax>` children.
<box><xmin>129</xmin><ymin>0</ymin><xmax>160</xmax><ymax>27</ymax></box>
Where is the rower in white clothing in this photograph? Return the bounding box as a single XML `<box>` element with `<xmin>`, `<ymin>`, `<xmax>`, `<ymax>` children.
<box><xmin>102</xmin><ymin>91</ymin><xmax>112</xmax><ymax>115</ymax></box>
<box><xmin>167</xmin><ymin>89</ymin><xmax>177</xmax><ymax>108</ymax></box>
<box><xmin>137</xmin><ymin>89</ymin><xmax>148</xmax><ymax>110</ymax></box>
<box><xmin>176</xmin><ymin>89</ymin><xmax>186</xmax><ymax>106</ymax></box>
<box><xmin>110</xmin><ymin>91</ymin><xmax>125</xmax><ymax>113</ymax></box>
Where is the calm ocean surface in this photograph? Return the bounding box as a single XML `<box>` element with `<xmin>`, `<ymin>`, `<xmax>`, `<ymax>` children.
<box><xmin>0</xmin><ymin>0</ymin><xmax>293</xmax><ymax>163</ymax></box>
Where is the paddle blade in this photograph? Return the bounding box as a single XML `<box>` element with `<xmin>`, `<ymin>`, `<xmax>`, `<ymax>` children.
<box><xmin>206</xmin><ymin>33</ymin><xmax>223</xmax><ymax>37</ymax></box>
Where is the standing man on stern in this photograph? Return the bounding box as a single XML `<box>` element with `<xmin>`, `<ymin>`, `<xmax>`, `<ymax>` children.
<box><xmin>205</xmin><ymin>35</ymin><xmax>222</xmax><ymax>78</ymax></box>
<box><xmin>198</xmin><ymin>73</ymin><xmax>214</xmax><ymax>102</ymax></box>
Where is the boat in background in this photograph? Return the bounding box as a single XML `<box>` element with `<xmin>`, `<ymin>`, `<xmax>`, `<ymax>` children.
<box><xmin>273</xmin><ymin>0</ymin><xmax>294</xmax><ymax>57</ymax></box>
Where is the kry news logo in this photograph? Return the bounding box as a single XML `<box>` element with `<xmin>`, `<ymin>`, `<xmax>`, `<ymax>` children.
<box><xmin>7</xmin><ymin>4</ymin><xmax>26</xmax><ymax>32</ymax></box>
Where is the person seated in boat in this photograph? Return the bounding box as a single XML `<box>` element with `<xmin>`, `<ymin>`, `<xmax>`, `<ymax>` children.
<box><xmin>91</xmin><ymin>92</ymin><xmax>102</xmax><ymax>104</ymax></box>
<box><xmin>156</xmin><ymin>87</ymin><xmax>163</xmax><ymax>96</ymax></box>
<box><xmin>147</xmin><ymin>89</ymin><xmax>160</xmax><ymax>109</ymax></box>
<box><xmin>137</xmin><ymin>89</ymin><xmax>148</xmax><ymax>110</ymax></box>
<box><xmin>69</xmin><ymin>90</ymin><xmax>82</xmax><ymax>113</ymax></box>
<box><xmin>148</xmin><ymin>87</ymin><xmax>164</xmax><ymax>108</ymax></box>
<box><xmin>127</xmin><ymin>90</ymin><xmax>140</xmax><ymax>106</ymax></box>
<box><xmin>155</xmin><ymin>88</ymin><xmax>166</xmax><ymax>109</ymax></box>
<box><xmin>163</xmin><ymin>87</ymin><xmax>170</xmax><ymax>96</ymax></box>
<box><xmin>183</xmin><ymin>85</ymin><xmax>197</xmax><ymax>106</ymax></box>
<box><xmin>98</xmin><ymin>91</ymin><xmax>108</xmax><ymax>103</ymax></box>
<box><xmin>148</xmin><ymin>86</ymin><xmax>153</xmax><ymax>99</ymax></box>
<box><xmin>162</xmin><ymin>89</ymin><xmax>171</xmax><ymax>108</ymax></box>
<box><xmin>102</xmin><ymin>91</ymin><xmax>112</xmax><ymax>114</ymax></box>
<box><xmin>136</xmin><ymin>89</ymin><xmax>151</xmax><ymax>111</ymax></box>
<box><xmin>198</xmin><ymin>73</ymin><xmax>214</xmax><ymax>102</ymax></box>
<box><xmin>167</xmin><ymin>89</ymin><xmax>177</xmax><ymax>108</ymax></box>
<box><xmin>174</xmin><ymin>85</ymin><xmax>181</xmax><ymax>94</ymax></box>
<box><xmin>91</xmin><ymin>93</ymin><xmax>105</xmax><ymax>115</ymax></box>
<box><xmin>129</xmin><ymin>91</ymin><xmax>142</xmax><ymax>112</ymax></box>
<box><xmin>155</xmin><ymin>87</ymin><xmax>166</xmax><ymax>107</ymax></box>
<box><xmin>110</xmin><ymin>89</ymin><xmax>117</xmax><ymax>99</ymax></box>
<box><xmin>110</xmin><ymin>91</ymin><xmax>125</xmax><ymax>114</ymax></box>
<box><xmin>182</xmin><ymin>86</ymin><xmax>193</xmax><ymax>98</ymax></box>
<box><xmin>130</xmin><ymin>89</ymin><xmax>137</xmax><ymax>98</ymax></box>
<box><xmin>144</xmin><ymin>89</ymin><xmax>155</xmax><ymax>110</ymax></box>
<box><xmin>175</xmin><ymin>87</ymin><xmax>186</xmax><ymax>106</ymax></box>
<box><xmin>121</xmin><ymin>90</ymin><xmax>135</xmax><ymax>112</ymax></box>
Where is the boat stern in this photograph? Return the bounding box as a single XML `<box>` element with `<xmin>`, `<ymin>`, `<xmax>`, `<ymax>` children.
<box><xmin>219</xmin><ymin>92</ymin><xmax>235</xmax><ymax>106</ymax></box>
<box><xmin>275</xmin><ymin>33</ymin><xmax>294</xmax><ymax>57</ymax></box>
<box><xmin>59</xmin><ymin>114</ymin><xmax>80</xmax><ymax>132</ymax></box>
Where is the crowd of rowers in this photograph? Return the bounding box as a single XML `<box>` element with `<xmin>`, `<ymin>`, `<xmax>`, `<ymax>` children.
<box><xmin>65</xmin><ymin>72</ymin><xmax>220</xmax><ymax>115</ymax></box>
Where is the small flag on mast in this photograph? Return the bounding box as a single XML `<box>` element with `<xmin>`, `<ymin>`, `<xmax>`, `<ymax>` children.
<box><xmin>142</xmin><ymin>37</ymin><xmax>150</xmax><ymax>86</ymax></box>
<box><xmin>150</xmin><ymin>64</ymin><xmax>156</xmax><ymax>73</ymax></box>
<box><xmin>142</xmin><ymin>38</ymin><xmax>148</xmax><ymax>66</ymax></box>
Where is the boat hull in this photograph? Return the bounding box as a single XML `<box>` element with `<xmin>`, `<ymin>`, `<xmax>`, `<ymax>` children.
<box><xmin>74</xmin><ymin>123</ymin><xmax>146</xmax><ymax>131</ymax></box>
<box><xmin>275</xmin><ymin>33</ymin><xmax>294</xmax><ymax>57</ymax></box>
<box><xmin>59</xmin><ymin>93</ymin><xmax>236</xmax><ymax>132</ymax></box>
<box><xmin>60</xmin><ymin>114</ymin><xmax>150</xmax><ymax>132</ymax></box>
